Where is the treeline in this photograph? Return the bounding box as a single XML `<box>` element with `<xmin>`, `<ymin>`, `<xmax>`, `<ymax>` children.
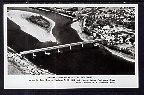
<box><xmin>100</xmin><ymin>40</ymin><xmax>134</xmax><ymax>56</ymax></box>
<box><xmin>26</xmin><ymin>15</ymin><xmax>51</xmax><ymax>31</ymax></box>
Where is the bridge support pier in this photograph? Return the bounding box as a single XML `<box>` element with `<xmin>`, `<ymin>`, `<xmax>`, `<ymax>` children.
<box><xmin>57</xmin><ymin>48</ymin><xmax>60</xmax><ymax>53</ymax></box>
<box><xmin>33</xmin><ymin>53</ymin><xmax>36</xmax><ymax>58</ymax></box>
<box><xmin>69</xmin><ymin>44</ymin><xmax>72</xmax><ymax>50</ymax></box>
<box><xmin>45</xmin><ymin>51</ymin><xmax>51</xmax><ymax>55</ymax></box>
<box><xmin>81</xmin><ymin>43</ymin><xmax>84</xmax><ymax>48</ymax></box>
<box><xmin>94</xmin><ymin>43</ymin><xmax>99</xmax><ymax>47</ymax></box>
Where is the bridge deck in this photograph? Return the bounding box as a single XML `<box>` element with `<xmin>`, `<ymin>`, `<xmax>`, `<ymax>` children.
<box><xmin>19</xmin><ymin>40</ymin><xmax>101</xmax><ymax>55</ymax></box>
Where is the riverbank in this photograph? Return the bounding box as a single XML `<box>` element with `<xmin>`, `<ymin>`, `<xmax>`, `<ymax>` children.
<box><xmin>7</xmin><ymin>7</ymin><xmax>135</xmax><ymax>75</ymax></box>
<box><xmin>9</xmin><ymin>7</ymin><xmax>83</xmax><ymax>44</ymax></box>
<box><xmin>8</xmin><ymin>10</ymin><xmax>56</xmax><ymax>42</ymax></box>
<box><xmin>8</xmin><ymin>48</ymin><xmax>54</xmax><ymax>75</ymax></box>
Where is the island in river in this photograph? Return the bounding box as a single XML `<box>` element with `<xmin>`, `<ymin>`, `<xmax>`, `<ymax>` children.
<box><xmin>7</xmin><ymin>7</ymin><xmax>135</xmax><ymax>75</ymax></box>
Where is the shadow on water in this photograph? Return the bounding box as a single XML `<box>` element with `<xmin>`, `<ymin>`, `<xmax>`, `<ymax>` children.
<box><xmin>29</xmin><ymin>46</ymin><xmax>135</xmax><ymax>75</ymax></box>
<box><xmin>7</xmin><ymin>18</ymin><xmax>58</xmax><ymax>52</ymax></box>
<box><xmin>7</xmin><ymin>18</ymin><xmax>39</xmax><ymax>52</ymax></box>
<box><xmin>8</xmin><ymin>7</ymin><xmax>83</xmax><ymax>44</ymax></box>
<box><xmin>7</xmin><ymin>8</ymin><xmax>135</xmax><ymax>75</ymax></box>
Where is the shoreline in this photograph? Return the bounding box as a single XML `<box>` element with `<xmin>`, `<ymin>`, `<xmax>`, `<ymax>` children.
<box><xmin>7</xmin><ymin>7</ymin><xmax>135</xmax><ymax>75</ymax></box>
<box><xmin>8</xmin><ymin>10</ymin><xmax>57</xmax><ymax>42</ymax></box>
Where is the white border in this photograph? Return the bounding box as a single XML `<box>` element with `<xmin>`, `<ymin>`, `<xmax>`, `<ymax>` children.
<box><xmin>4</xmin><ymin>4</ymin><xmax>138</xmax><ymax>89</ymax></box>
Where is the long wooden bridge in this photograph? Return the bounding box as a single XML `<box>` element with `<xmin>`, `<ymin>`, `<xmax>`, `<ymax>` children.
<box><xmin>19</xmin><ymin>40</ymin><xmax>101</xmax><ymax>58</ymax></box>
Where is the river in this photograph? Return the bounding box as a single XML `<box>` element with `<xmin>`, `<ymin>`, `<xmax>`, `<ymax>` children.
<box><xmin>7</xmin><ymin>7</ymin><xmax>135</xmax><ymax>75</ymax></box>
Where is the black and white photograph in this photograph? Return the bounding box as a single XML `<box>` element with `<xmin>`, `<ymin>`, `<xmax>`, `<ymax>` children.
<box><xmin>4</xmin><ymin>4</ymin><xmax>138</xmax><ymax>89</ymax></box>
